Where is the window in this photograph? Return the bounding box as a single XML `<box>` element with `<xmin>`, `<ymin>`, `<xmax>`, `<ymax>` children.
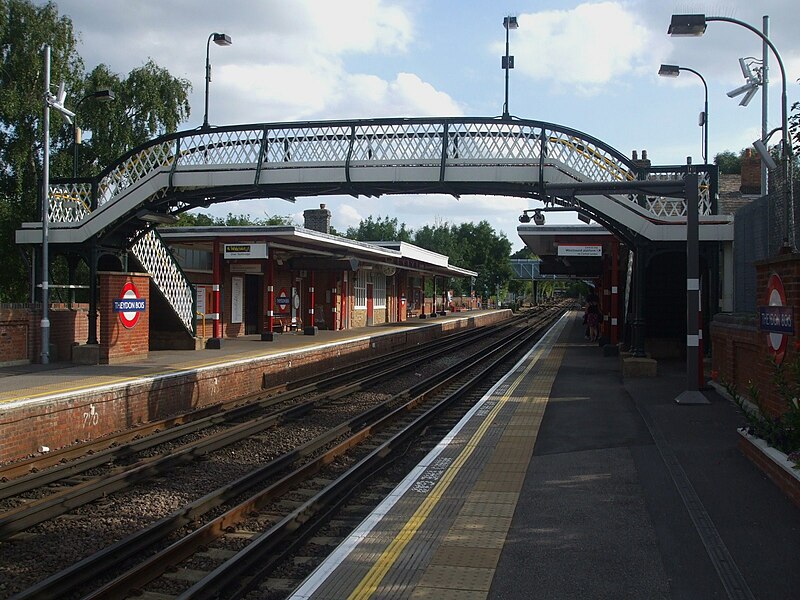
<box><xmin>372</xmin><ymin>273</ymin><xmax>386</xmax><ymax>308</ymax></box>
<box><xmin>355</xmin><ymin>269</ymin><xmax>367</xmax><ymax>309</ymax></box>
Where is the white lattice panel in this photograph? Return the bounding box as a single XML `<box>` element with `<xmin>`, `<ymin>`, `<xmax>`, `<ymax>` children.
<box><xmin>131</xmin><ymin>230</ymin><xmax>195</xmax><ymax>334</ymax></box>
<box><xmin>48</xmin><ymin>183</ymin><xmax>92</xmax><ymax>223</ymax></box>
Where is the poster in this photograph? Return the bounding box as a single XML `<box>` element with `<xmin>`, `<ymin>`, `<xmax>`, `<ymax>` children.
<box><xmin>231</xmin><ymin>277</ymin><xmax>243</xmax><ymax>324</ymax></box>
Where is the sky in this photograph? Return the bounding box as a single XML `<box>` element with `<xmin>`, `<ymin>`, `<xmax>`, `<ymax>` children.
<box><xmin>39</xmin><ymin>0</ymin><xmax>800</xmax><ymax>250</ymax></box>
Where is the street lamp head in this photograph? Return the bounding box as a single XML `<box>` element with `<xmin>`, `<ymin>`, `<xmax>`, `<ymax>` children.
<box><xmin>658</xmin><ymin>64</ymin><xmax>681</xmax><ymax>77</ymax></box>
<box><xmin>668</xmin><ymin>14</ymin><xmax>707</xmax><ymax>36</ymax></box>
<box><xmin>92</xmin><ymin>89</ymin><xmax>116</xmax><ymax>102</ymax></box>
<box><xmin>503</xmin><ymin>16</ymin><xmax>518</xmax><ymax>30</ymax></box>
<box><xmin>213</xmin><ymin>32</ymin><xmax>232</xmax><ymax>46</ymax></box>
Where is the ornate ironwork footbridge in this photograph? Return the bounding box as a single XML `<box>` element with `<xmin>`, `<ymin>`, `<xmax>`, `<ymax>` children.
<box><xmin>16</xmin><ymin>116</ymin><xmax>732</xmax><ymax>336</ymax></box>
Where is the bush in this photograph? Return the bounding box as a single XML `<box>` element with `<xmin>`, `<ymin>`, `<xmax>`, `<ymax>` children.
<box><xmin>724</xmin><ymin>354</ymin><xmax>800</xmax><ymax>468</ymax></box>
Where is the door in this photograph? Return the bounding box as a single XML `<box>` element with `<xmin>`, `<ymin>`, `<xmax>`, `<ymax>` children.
<box><xmin>244</xmin><ymin>274</ymin><xmax>260</xmax><ymax>334</ymax></box>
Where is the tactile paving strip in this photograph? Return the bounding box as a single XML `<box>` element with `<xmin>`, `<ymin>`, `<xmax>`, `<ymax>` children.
<box><xmin>289</xmin><ymin>313</ymin><xmax>570</xmax><ymax>600</ymax></box>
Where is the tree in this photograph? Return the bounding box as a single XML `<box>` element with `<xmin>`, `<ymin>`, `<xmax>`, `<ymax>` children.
<box><xmin>173</xmin><ymin>212</ymin><xmax>295</xmax><ymax>227</ymax></box>
<box><xmin>344</xmin><ymin>215</ymin><xmax>413</xmax><ymax>242</ymax></box>
<box><xmin>67</xmin><ymin>62</ymin><xmax>191</xmax><ymax>178</ymax></box>
<box><xmin>714</xmin><ymin>150</ymin><xmax>744</xmax><ymax>174</ymax></box>
<box><xmin>0</xmin><ymin>0</ymin><xmax>84</xmax><ymax>302</ymax></box>
<box><xmin>0</xmin><ymin>0</ymin><xmax>192</xmax><ymax>302</ymax></box>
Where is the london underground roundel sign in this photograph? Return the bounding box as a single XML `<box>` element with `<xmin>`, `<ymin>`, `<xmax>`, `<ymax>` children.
<box><xmin>113</xmin><ymin>282</ymin><xmax>146</xmax><ymax>329</ymax></box>
<box><xmin>764</xmin><ymin>273</ymin><xmax>790</xmax><ymax>364</ymax></box>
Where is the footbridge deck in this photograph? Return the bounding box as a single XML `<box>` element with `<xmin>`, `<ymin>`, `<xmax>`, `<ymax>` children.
<box><xmin>17</xmin><ymin>117</ymin><xmax>731</xmax><ymax>250</ymax></box>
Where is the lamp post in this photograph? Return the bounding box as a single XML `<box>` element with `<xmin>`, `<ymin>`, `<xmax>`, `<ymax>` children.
<box><xmin>40</xmin><ymin>46</ymin><xmax>76</xmax><ymax>364</ymax></box>
<box><xmin>72</xmin><ymin>89</ymin><xmax>115</xmax><ymax>178</ymax></box>
<box><xmin>669</xmin><ymin>13</ymin><xmax>793</xmax><ymax>250</ymax></box>
<box><xmin>203</xmin><ymin>32</ymin><xmax>232</xmax><ymax>129</ymax></box>
<box><xmin>658</xmin><ymin>64</ymin><xmax>709</xmax><ymax>163</ymax></box>
<box><xmin>501</xmin><ymin>16</ymin><xmax>518</xmax><ymax>119</ymax></box>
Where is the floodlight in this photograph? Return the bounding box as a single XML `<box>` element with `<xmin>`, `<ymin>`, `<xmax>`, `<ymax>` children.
<box><xmin>504</xmin><ymin>16</ymin><xmax>518</xmax><ymax>30</ymax></box>
<box><xmin>727</xmin><ymin>80</ymin><xmax>760</xmax><ymax>106</ymax></box>
<box><xmin>753</xmin><ymin>139</ymin><xmax>778</xmax><ymax>171</ymax></box>
<box><xmin>738</xmin><ymin>58</ymin><xmax>755</xmax><ymax>81</ymax></box>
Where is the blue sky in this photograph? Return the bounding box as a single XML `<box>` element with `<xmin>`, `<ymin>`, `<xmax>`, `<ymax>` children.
<box><xmin>42</xmin><ymin>0</ymin><xmax>800</xmax><ymax>249</ymax></box>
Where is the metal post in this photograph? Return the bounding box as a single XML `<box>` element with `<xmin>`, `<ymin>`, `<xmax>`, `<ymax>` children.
<box><xmin>203</xmin><ymin>34</ymin><xmax>212</xmax><ymax>129</ymax></box>
<box><xmin>503</xmin><ymin>23</ymin><xmax>510</xmax><ymax>118</ymax></box>
<box><xmin>761</xmin><ymin>15</ymin><xmax>769</xmax><ymax>196</ymax></box>
<box><xmin>40</xmin><ymin>45</ymin><xmax>51</xmax><ymax>365</ymax></box>
<box><xmin>676</xmin><ymin>169</ymin><xmax>709</xmax><ymax>404</ymax></box>
<box><xmin>630</xmin><ymin>245</ymin><xmax>646</xmax><ymax>358</ymax></box>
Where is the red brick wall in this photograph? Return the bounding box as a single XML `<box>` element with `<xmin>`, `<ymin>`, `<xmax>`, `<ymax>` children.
<box><xmin>711</xmin><ymin>255</ymin><xmax>800</xmax><ymax>417</ymax></box>
<box><xmin>98</xmin><ymin>272</ymin><xmax>150</xmax><ymax>364</ymax></box>
<box><xmin>0</xmin><ymin>308</ymin><xmax>30</xmax><ymax>364</ymax></box>
<box><xmin>0</xmin><ymin>310</ymin><xmax>511</xmax><ymax>462</ymax></box>
<box><xmin>1</xmin><ymin>305</ymin><xmax>96</xmax><ymax>364</ymax></box>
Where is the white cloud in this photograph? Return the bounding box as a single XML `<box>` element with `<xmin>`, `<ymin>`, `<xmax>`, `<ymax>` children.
<box><xmin>509</xmin><ymin>2</ymin><xmax>656</xmax><ymax>94</ymax></box>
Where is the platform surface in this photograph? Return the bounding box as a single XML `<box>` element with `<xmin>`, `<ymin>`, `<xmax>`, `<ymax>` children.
<box><xmin>289</xmin><ymin>311</ymin><xmax>800</xmax><ymax>600</ymax></box>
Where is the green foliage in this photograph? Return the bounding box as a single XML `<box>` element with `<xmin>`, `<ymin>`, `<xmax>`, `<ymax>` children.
<box><xmin>0</xmin><ymin>0</ymin><xmax>192</xmax><ymax>301</ymax></box>
<box><xmin>173</xmin><ymin>212</ymin><xmax>295</xmax><ymax>227</ymax></box>
<box><xmin>345</xmin><ymin>215</ymin><xmax>412</xmax><ymax>243</ymax></box>
<box><xmin>64</xmin><ymin>61</ymin><xmax>191</xmax><ymax>178</ymax></box>
<box><xmin>714</xmin><ymin>150</ymin><xmax>744</xmax><ymax>175</ymax></box>
<box><xmin>724</xmin><ymin>355</ymin><xmax>800</xmax><ymax>467</ymax></box>
<box><xmin>0</xmin><ymin>0</ymin><xmax>83</xmax><ymax>301</ymax></box>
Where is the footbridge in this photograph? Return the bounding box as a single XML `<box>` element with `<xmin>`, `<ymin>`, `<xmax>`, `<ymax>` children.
<box><xmin>16</xmin><ymin>116</ymin><xmax>732</xmax><ymax>337</ymax></box>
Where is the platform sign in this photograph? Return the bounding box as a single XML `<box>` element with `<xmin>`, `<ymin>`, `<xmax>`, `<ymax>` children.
<box><xmin>113</xmin><ymin>282</ymin><xmax>146</xmax><ymax>329</ymax></box>
<box><xmin>760</xmin><ymin>273</ymin><xmax>791</xmax><ymax>364</ymax></box>
<box><xmin>224</xmin><ymin>243</ymin><xmax>267</xmax><ymax>259</ymax></box>
<box><xmin>557</xmin><ymin>245</ymin><xmax>602</xmax><ymax>257</ymax></box>
<box><xmin>276</xmin><ymin>288</ymin><xmax>290</xmax><ymax>313</ymax></box>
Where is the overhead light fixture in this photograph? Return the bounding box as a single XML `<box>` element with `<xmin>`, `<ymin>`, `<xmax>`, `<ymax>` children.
<box><xmin>212</xmin><ymin>32</ymin><xmax>232</xmax><ymax>46</ymax></box>
<box><xmin>668</xmin><ymin>14</ymin><xmax>707</xmax><ymax>36</ymax></box>
<box><xmin>658</xmin><ymin>64</ymin><xmax>681</xmax><ymax>77</ymax></box>
<box><xmin>503</xmin><ymin>16</ymin><xmax>518</xmax><ymax>30</ymax></box>
<box><xmin>518</xmin><ymin>212</ymin><xmax>531</xmax><ymax>223</ymax></box>
<box><xmin>577</xmin><ymin>213</ymin><xmax>592</xmax><ymax>225</ymax></box>
<box><xmin>136</xmin><ymin>209</ymin><xmax>179</xmax><ymax>225</ymax></box>
<box><xmin>753</xmin><ymin>139</ymin><xmax>778</xmax><ymax>171</ymax></box>
<box><xmin>532</xmin><ymin>210</ymin><xmax>545</xmax><ymax>226</ymax></box>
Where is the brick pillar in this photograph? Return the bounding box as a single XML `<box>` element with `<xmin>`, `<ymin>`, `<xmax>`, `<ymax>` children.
<box><xmin>98</xmin><ymin>272</ymin><xmax>150</xmax><ymax>364</ymax></box>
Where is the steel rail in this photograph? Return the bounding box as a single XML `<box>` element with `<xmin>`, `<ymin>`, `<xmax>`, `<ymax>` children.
<box><xmin>0</xmin><ymin>312</ymin><xmax>535</xmax><ymax>539</ymax></box>
<box><xmin>13</xmin><ymin>306</ymin><xmax>562</xmax><ymax>600</ymax></box>
<box><xmin>0</xmin><ymin>311</ymin><xmax>526</xmax><ymax>491</ymax></box>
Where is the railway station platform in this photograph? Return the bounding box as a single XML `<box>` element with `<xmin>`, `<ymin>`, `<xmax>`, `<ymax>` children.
<box><xmin>289</xmin><ymin>311</ymin><xmax>800</xmax><ymax>600</ymax></box>
<box><xmin>0</xmin><ymin>309</ymin><xmax>510</xmax><ymax>463</ymax></box>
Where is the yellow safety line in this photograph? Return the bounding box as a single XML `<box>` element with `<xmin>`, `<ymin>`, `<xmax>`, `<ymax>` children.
<box><xmin>347</xmin><ymin>340</ymin><xmax>556</xmax><ymax>600</ymax></box>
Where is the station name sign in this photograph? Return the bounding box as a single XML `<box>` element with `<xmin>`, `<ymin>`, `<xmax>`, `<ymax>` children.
<box><xmin>224</xmin><ymin>243</ymin><xmax>268</xmax><ymax>259</ymax></box>
<box><xmin>758</xmin><ymin>305</ymin><xmax>794</xmax><ymax>335</ymax></box>
<box><xmin>557</xmin><ymin>245</ymin><xmax>602</xmax><ymax>257</ymax></box>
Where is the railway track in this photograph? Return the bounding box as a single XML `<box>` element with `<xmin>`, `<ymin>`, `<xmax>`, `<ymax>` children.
<box><xmin>0</xmin><ymin>304</ymin><xmax>567</xmax><ymax>599</ymax></box>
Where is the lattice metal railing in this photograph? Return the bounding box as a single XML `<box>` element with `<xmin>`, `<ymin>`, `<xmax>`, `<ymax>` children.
<box><xmin>47</xmin><ymin>117</ymin><xmax>717</xmax><ymax>228</ymax></box>
<box><xmin>131</xmin><ymin>229</ymin><xmax>195</xmax><ymax>335</ymax></box>
<box><xmin>645</xmin><ymin>168</ymin><xmax>713</xmax><ymax>216</ymax></box>
<box><xmin>48</xmin><ymin>182</ymin><xmax>93</xmax><ymax>223</ymax></box>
